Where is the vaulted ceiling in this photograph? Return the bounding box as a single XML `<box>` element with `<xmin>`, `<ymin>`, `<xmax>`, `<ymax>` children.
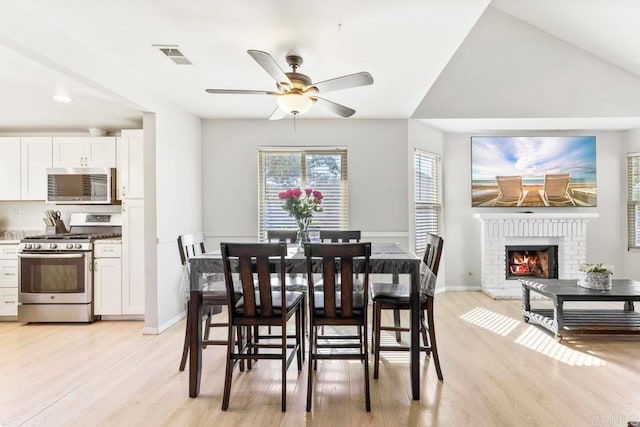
<box><xmin>0</xmin><ymin>1</ymin><xmax>639</xmax><ymax>132</ymax></box>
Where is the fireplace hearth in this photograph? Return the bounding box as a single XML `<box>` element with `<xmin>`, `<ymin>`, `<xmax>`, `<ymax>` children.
<box><xmin>505</xmin><ymin>245</ymin><xmax>558</xmax><ymax>280</ymax></box>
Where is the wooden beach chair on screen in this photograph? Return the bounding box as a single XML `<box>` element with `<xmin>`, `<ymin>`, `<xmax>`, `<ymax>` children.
<box><xmin>479</xmin><ymin>175</ymin><xmax>528</xmax><ymax>207</ymax></box>
<box><xmin>538</xmin><ymin>174</ymin><xmax>576</xmax><ymax>206</ymax></box>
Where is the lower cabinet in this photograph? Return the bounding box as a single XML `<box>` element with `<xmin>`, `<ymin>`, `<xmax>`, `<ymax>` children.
<box><xmin>0</xmin><ymin>244</ymin><xmax>19</xmax><ymax>317</ymax></box>
<box><xmin>93</xmin><ymin>242</ymin><xmax>123</xmax><ymax>315</ymax></box>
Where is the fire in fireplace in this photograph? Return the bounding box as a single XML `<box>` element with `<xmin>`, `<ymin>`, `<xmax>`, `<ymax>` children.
<box><xmin>505</xmin><ymin>245</ymin><xmax>558</xmax><ymax>280</ymax></box>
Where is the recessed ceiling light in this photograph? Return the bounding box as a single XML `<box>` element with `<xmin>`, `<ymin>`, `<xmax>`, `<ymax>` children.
<box><xmin>53</xmin><ymin>94</ymin><xmax>73</xmax><ymax>103</ymax></box>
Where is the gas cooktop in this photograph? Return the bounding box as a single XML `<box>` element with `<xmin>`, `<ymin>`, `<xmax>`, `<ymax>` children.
<box><xmin>23</xmin><ymin>232</ymin><xmax>122</xmax><ymax>241</ymax></box>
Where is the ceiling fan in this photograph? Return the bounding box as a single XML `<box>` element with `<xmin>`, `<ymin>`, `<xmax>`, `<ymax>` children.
<box><xmin>205</xmin><ymin>50</ymin><xmax>374</xmax><ymax>119</ymax></box>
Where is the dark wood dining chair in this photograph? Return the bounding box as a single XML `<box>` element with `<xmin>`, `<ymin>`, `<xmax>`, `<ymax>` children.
<box><xmin>266</xmin><ymin>229</ymin><xmax>298</xmax><ymax>243</ymax></box>
<box><xmin>370</xmin><ymin>233</ymin><xmax>444</xmax><ymax>381</ymax></box>
<box><xmin>220</xmin><ymin>242</ymin><xmax>304</xmax><ymax>412</ymax></box>
<box><xmin>304</xmin><ymin>242</ymin><xmax>372</xmax><ymax>412</ymax></box>
<box><xmin>319</xmin><ymin>229</ymin><xmax>361</xmax><ymax>243</ymax></box>
<box><xmin>178</xmin><ymin>233</ymin><xmax>234</xmax><ymax>372</ymax></box>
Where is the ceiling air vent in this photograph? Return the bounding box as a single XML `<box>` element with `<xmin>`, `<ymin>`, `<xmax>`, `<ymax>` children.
<box><xmin>155</xmin><ymin>45</ymin><xmax>192</xmax><ymax>65</ymax></box>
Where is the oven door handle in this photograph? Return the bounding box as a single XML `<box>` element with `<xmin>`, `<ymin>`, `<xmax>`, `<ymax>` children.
<box><xmin>18</xmin><ymin>253</ymin><xmax>86</xmax><ymax>259</ymax></box>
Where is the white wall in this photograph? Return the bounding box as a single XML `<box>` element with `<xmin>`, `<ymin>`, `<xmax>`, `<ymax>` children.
<box><xmin>443</xmin><ymin>130</ymin><xmax>625</xmax><ymax>290</ymax></box>
<box><xmin>146</xmin><ymin>108</ymin><xmax>202</xmax><ymax>334</ymax></box>
<box><xmin>201</xmin><ymin>119</ymin><xmax>409</xmax><ymax>249</ymax></box>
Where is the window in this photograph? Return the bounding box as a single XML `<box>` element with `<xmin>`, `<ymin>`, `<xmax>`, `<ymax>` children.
<box><xmin>414</xmin><ymin>149</ymin><xmax>441</xmax><ymax>253</ymax></box>
<box><xmin>627</xmin><ymin>153</ymin><xmax>640</xmax><ymax>250</ymax></box>
<box><xmin>258</xmin><ymin>148</ymin><xmax>348</xmax><ymax>240</ymax></box>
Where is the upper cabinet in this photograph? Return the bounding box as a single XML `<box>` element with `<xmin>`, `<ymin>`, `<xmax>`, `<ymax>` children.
<box><xmin>116</xmin><ymin>129</ymin><xmax>144</xmax><ymax>199</ymax></box>
<box><xmin>52</xmin><ymin>137</ymin><xmax>116</xmax><ymax>168</ymax></box>
<box><xmin>21</xmin><ymin>137</ymin><xmax>52</xmax><ymax>200</ymax></box>
<box><xmin>0</xmin><ymin>137</ymin><xmax>52</xmax><ymax>200</ymax></box>
<box><xmin>0</xmin><ymin>138</ymin><xmax>21</xmax><ymax>200</ymax></box>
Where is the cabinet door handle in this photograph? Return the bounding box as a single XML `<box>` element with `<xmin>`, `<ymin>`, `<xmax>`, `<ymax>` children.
<box><xmin>3</xmin><ymin>272</ymin><xmax>15</xmax><ymax>276</ymax></box>
<box><xmin>122</xmin><ymin>186</ymin><xmax>126</xmax><ymax>197</ymax></box>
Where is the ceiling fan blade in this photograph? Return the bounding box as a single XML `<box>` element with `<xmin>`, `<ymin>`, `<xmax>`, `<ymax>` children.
<box><xmin>269</xmin><ymin>107</ymin><xmax>286</xmax><ymax>120</ymax></box>
<box><xmin>205</xmin><ymin>89</ymin><xmax>278</xmax><ymax>95</ymax></box>
<box><xmin>313</xmin><ymin>72</ymin><xmax>374</xmax><ymax>93</ymax></box>
<box><xmin>247</xmin><ymin>50</ymin><xmax>292</xmax><ymax>87</ymax></box>
<box><xmin>313</xmin><ymin>97</ymin><xmax>356</xmax><ymax>118</ymax></box>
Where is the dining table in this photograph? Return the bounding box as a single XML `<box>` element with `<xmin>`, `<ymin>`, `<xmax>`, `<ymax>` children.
<box><xmin>187</xmin><ymin>242</ymin><xmax>423</xmax><ymax>400</ymax></box>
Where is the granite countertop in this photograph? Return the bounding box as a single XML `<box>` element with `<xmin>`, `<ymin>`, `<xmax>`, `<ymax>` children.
<box><xmin>0</xmin><ymin>230</ymin><xmax>43</xmax><ymax>244</ymax></box>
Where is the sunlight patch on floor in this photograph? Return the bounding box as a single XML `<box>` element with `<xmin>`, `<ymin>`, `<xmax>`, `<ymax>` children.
<box><xmin>514</xmin><ymin>326</ymin><xmax>606</xmax><ymax>366</ymax></box>
<box><xmin>459</xmin><ymin>307</ymin><xmax>520</xmax><ymax>336</ymax></box>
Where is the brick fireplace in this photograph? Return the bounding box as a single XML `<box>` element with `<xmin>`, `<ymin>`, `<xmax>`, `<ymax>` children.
<box><xmin>474</xmin><ymin>213</ymin><xmax>598</xmax><ymax>298</ymax></box>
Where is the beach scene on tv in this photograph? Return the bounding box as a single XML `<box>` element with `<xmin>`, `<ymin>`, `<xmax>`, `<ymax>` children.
<box><xmin>471</xmin><ymin>136</ymin><xmax>597</xmax><ymax>207</ymax></box>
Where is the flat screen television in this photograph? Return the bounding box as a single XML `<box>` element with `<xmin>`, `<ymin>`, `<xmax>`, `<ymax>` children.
<box><xmin>471</xmin><ymin>136</ymin><xmax>596</xmax><ymax>207</ymax></box>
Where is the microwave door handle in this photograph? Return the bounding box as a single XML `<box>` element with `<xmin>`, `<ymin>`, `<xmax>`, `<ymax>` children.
<box><xmin>18</xmin><ymin>253</ymin><xmax>86</xmax><ymax>259</ymax></box>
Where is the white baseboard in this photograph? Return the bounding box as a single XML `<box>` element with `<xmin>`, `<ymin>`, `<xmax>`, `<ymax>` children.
<box><xmin>156</xmin><ymin>310</ymin><xmax>186</xmax><ymax>334</ymax></box>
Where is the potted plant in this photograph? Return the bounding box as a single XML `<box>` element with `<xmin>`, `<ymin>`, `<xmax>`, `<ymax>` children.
<box><xmin>577</xmin><ymin>263</ymin><xmax>613</xmax><ymax>290</ymax></box>
<box><xmin>278</xmin><ymin>187</ymin><xmax>323</xmax><ymax>251</ymax></box>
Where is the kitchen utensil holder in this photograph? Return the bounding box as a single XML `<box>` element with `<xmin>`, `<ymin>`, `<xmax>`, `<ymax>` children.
<box><xmin>45</xmin><ymin>220</ymin><xmax>68</xmax><ymax>235</ymax></box>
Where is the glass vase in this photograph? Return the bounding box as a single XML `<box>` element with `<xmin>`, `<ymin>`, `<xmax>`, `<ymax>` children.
<box><xmin>296</xmin><ymin>218</ymin><xmax>310</xmax><ymax>252</ymax></box>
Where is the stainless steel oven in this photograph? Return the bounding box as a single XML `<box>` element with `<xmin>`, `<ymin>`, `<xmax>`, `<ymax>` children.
<box><xmin>18</xmin><ymin>245</ymin><xmax>94</xmax><ymax>322</ymax></box>
<box><xmin>17</xmin><ymin>212</ymin><xmax>122</xmax><ymax>323</ymax></box>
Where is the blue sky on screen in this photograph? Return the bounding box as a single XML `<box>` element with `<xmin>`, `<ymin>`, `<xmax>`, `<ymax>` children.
<box><xmin>471</xmin><ymin>136</ymin><xmax>596</xmax><ymax>182</ymax></box>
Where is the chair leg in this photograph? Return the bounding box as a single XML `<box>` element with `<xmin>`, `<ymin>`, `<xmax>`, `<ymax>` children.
<box><xmin>373</xmin><ymin>302</ymin><xmax>382</xmax><ymax>379</ymax></box>
<box><xmin>281</xmin><ymin>320</ymin><xmax>287</xmax><ymax>412</ymax></box>
<box><xmin>179</xmin><ymin>305</ymin><xmax>190</xmax><ymax>372</ymax></box>
<box><xmin>237</xmin><ymin>325</ymin><xmax>245</xmax><ymax>372</ymax></box>
<box><xmin>246</xmin><ymin>326</ymin><xmax>253</xmax><ymax>371</ymax></box>
<box><xmin>221</xmin><ymin>324</ymin><xmax>235</xmax><ymax>411</ymax></box>
<box><xmin>370</xmin><ymin>302</ymin><xmax>376</xmax><ymax>354</ymax></box>
<box><xmin>301</xmin><ymin>294</ymin><xmax>306</xmax><ymax>362</ymax></box>
<box><xmin>306</xmin><ymin>320</ymin><xmax>315</xmax><ymax>412</ymax></box>
<box><xmin>202</xmin><ymin>305</ymin><xmax>213</xmax><ymax>349</ymax></box>
<box><xmin>363</xmin><ymin>324</ymin><xmax>371</xmax><ymax>412</ymax></box>
<box><xmin>393</xmin><ymin>309</ymin><xmax>402</xmax><ymax>342</ymax></box>
<box><xmin>296</xmin><ymin>307</ymin><xmax>302</xmax><ymax>371</ymax></box>
<box><xmin>314</xmin><ymin>325</ymin><xmax>318</xmax><ymax>371</ymax></box>
<box><xmin>420</xmin><ymin>309</ymin><xmax>430</xmax><ymax>349</ymax></box>
<box><xmin>426</xmin><ymin>298</ymin><xmax>443</xmax><ymax>381</ymax></box>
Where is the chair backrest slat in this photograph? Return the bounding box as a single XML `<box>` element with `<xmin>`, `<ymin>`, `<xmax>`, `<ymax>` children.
<box><xmin>424</xmin><ymin>233</ymin><xmax>443</xmax><ymax>275</ymax></box>
<box><xmin>221</xmin><ymin>242</ymin><xmax>286</xmax><ymax>319</ymax></box>
<box><xmin>266</xmin><ymin>229</ymin><xmax>298</xmax><ymax>243</ymax></box>
<box><xmin>319</xmin><ymin>230</ymin><xmax>361</xmax><ymax>243</ymax></box>
<box><xmin>177</xmin><ymin>232</ymin><xmax>206</xmax><ymax>265</ymax></box>
<box><xmin>306</xmin><ymin>243</ymin><xmax>370</xmax><ymax>319</ymax></box>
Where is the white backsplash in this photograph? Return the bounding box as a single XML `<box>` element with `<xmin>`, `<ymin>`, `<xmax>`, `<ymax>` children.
<box><xmin>0</xmin><ymin>201</ymin><xmax>121</xmax><ymax>232</ymax></box>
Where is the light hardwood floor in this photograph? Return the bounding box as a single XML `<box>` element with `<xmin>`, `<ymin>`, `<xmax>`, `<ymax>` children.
<box><xmin>1</xmin><ymin>291</ymin><xmax>639</xmax><ymax>426</ymax></box>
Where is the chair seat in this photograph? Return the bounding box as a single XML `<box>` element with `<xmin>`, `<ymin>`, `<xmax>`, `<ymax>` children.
<box><xmin>313</xmin><ymin>291</ymin><xmax>365</xmax><ymax>316</ymax></box>
<box><xmin>235</xmin><ymin>291</ymin><xmax>304</xmax><ymax>315</ymax></box>
<box><xmin>370</xmin><ymin>283</ymin><xmax>428</xmax><ymax>305</ymax></box>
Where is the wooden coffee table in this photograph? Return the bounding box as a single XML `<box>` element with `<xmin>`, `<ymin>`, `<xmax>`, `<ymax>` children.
<box><xmin>519</xmin><ymin>278</ymin><xmax>640</xmax><ymax>341</ymax></box>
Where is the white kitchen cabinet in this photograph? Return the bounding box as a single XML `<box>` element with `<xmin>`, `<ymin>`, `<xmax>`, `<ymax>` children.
<box><xmin>116</xmin><ymin>129</ymin><xmax>144</xmax><ymax>200</ymax></box>
<box><xmin>0</xmin><ymin>138</ymin><xmax>21</xmax><ymax>200</ymax></box>
<box><xmin>0</xmin><ymin>288</ymin><xmax>18</xmax><ymax>316</ymax></box>
<box><xmin>0</xmin><ymin>244</ymin><xmax>19</xmax><ymax>317</ymax></box>
<box><xmin>52</xmin><ymin>137</ymin><xmax>116</xmax><ymax>168</ymax></box>
<box><xmin>94</xmin><ymin>242</ymin><xmax>122</xmax><ymax>316</ymax></box>
<box><xmin>121</xmin><ymin>199</ymin><xmax>145</xmax><ymax>315</ymax></box>
<box><xmin>21</xmin><ymin>137</ymin><xmax>53</xmax><ymax>200</ymax></box>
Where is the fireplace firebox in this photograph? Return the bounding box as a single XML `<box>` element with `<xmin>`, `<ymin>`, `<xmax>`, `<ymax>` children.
<box><xmin>505</xmin><ymin>245</ymin><xmax>558</xmax><ymax>280</ymax></box>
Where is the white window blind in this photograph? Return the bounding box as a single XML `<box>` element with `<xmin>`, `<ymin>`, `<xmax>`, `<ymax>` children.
<box><xmin>258</xmin><ymin>148</ymin><xmax>348</xmax><ymax>240</ymax></box>
<box><xmin>414</xmin><ymin>149</ymin><xmax>441</xmax><ymax>253</ymax></box>
<box><xmin>627</xmin><ymin>153</ymin><xmax>640</xmax><ymax>250</ymax></box>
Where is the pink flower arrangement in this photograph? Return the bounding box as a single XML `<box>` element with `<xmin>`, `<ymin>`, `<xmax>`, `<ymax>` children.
<box><xmin>278</xmin><ymin>187</ymin><xmax>323</xmax><ymax>224</ymax></box>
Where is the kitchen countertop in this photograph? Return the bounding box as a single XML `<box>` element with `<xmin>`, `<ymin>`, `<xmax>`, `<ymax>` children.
<box><xmin>0</xmin><ymin>230</ymin><xmax>43</xmax><ymax>244</ymax></box>
<box><xmin>94</xmin><ymin>238</ymin><xmax>122</xmax><ymax>244</ymax></box>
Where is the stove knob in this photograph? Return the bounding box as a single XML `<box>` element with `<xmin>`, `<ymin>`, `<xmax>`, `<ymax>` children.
<box><xmin>33</xmin><ymin>243</ymin><xmax>41</xmax><ymax>249</ymax></box>
<box><xmin>66</xmin><ymin>243</ymin><xmax>74</xmax><ymax>249</ymax></box>
<box><xmin>24</xmin><ymin>243</ymin><xmax>32</xmax><ymax>249</ymax></box>
<box><xmin>49</xmin><ymin>243</ymin><xmax>57</xmax><ymax>249</ymax></box>
<box><xmin>74</xmin><ymin>243</ymin><xmax>82</xmax><ymax>249</ymax></box>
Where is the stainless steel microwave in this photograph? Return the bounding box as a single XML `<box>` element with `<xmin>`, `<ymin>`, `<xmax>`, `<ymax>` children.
<box><xmin>46</xmin><ymin>168</ymin><xmax>116</xmax><ymax>204</ymax></box>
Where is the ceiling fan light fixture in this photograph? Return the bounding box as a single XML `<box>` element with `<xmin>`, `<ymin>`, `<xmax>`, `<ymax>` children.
<box><xmin>53</xmin><ymin>93</ymin><xmax>72</xmax><ymax>103</ymax></box>
<box><xmin>277</xmin><ymin>92</ymin><xmax>313</xmax><ymax>115</ymax></box>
